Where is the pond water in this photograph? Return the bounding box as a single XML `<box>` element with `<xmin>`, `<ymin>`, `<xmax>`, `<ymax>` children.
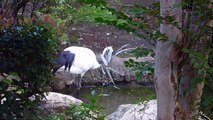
<box><xmin>60</xmin><ymin>86</ymin><xmax>156</xmax><ymax>116</ymax></box>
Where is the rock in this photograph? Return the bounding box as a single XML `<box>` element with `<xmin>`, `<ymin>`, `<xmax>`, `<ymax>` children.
<box><xmin>102</xmin><ymin>56</ymin><xmax>154</xmax><ymax>82</ymax></box>
<box><xmin>106</xmin><ymin>100</ymin><xmax>157</xmax><ymax>120</ymax></box>
<box><xmin>106</xmin><ymin>32</ymin><xmax>111</xmax><ymax>36</ymax></box>
<box><xmin>0</xmin><ymin>74</ymin><xmax>21</xmax><ymax>82</ymax></box>
<box><xmin>39</xmin><ymin>92</ymin><xmax>82</xmax><ymax>115</ymax></box>
<box><xmin>108</xmin><ymin>56</ymin><xmax>132</xmax><ymax>81</ymax></box>
<box><xmin>106</xmin><ymin>55</ymin><xmax>154</xmax><ymax>81</ymax></box>
<box><xmin>52</xmin><ymin>67</ymin><xmax>75</xmax><ymax>90</ymax></box>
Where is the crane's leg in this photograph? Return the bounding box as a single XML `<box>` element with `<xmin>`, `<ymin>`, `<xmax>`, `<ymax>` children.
<box><xmin>77</xmin><ymin>74</ymin><xmax>82</xmax><ymax>90</ymax></box>
<box><xmin>73</xmin><ymin>74</ymin><xmax>82</xmax><ymax>98</ymax></box>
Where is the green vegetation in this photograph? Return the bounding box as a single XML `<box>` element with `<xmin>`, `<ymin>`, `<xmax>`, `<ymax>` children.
<box><xmin>38</xmin><ymin>0</ymin><xmax>77</xmax><ymax>49</ymax></box>
<box><xmin>124</xmin><ymin>47</ymin><xmax>154</xmax><ymax>80</ymax></box>
<box><xmin>73</xmin><ymin>5</ymin><xmax>127</xmax><ymax>25</ymax></box>
<box><xmin>40</xmin><ymin>0</ymin><xmax>75</xmax><ymax>25</ymax></box>
<box><xmin>0</xmin><ymin>19</ymin><xmax>56</xmax><ymax>119</ymax></box>
<box><xmin>41</xmin><ymin>90</ymin><xmax>105</xmax><ymax>120</ymax></box>
<box><xmin>66</xmin><ymin>90</ymin><xmax>105</xmax><ymax>120</ymax></box>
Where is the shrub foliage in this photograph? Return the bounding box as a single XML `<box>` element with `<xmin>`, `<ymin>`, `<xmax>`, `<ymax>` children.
<box><xmin>0</xmin><ymin>21</ymin><xmax>56</xmax><ymax>119</ymax></box>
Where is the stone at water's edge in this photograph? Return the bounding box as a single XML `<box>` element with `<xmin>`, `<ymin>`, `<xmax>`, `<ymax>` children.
<box><xmin>106</xmin><ymin>100</ymin><xmax>157</xmax><ymax>120</ymax></box>
<box><xmin>107</xmin><ymin>56</ymin><xmax>155</xmax><ymax>82</ymax></box>
<box><xmin>106</xmin><ymin>100</ymin><xmax>207</xmax><ymax>120</ymax></box>
<box><xmin>52</xmin><ymin>67</ymin><xmax>76</xmax><ymax>90</ymax></box>
<box><xmin>39</xmin><ymin>92</ymin><xmax>82</xmax><ymax>115</ymax></box>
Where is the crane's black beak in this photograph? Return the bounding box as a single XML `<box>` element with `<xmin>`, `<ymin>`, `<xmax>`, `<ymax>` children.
<box><xmin>52</xmin><ymin>63</ymin><xmax>62</xmax><ymax>75</ymax></box>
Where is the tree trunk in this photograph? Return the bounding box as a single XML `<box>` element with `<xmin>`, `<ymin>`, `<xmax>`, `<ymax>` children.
<box><xmin>179</xmin><ymin>63</ymin><xmax>204</xmax><ymax>119</ymax></box>
<box><xmin>155</xmin><ymin>0</ymin><xmax>183</xmax><ymax>119</ymax></box>
<box><xmin>178</xmin><ymin>0</ymin><xmax>212</xmax><ymax>118</ymax></box>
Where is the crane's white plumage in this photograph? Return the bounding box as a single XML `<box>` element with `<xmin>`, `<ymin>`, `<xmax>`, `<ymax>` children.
<box><xmin>64</xmin><ymin>46</ymin><xmax>100</xmax><ymax>73</ymax></box>
<box><xmin>53</xmin><ymin>46</ymin><xmax>101</xmax><ymax>90</ymax></box>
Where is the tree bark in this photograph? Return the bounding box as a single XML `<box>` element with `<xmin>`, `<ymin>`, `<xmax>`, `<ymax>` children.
<box><xmin>179</xmin><ymin>63</ymin><xmax>204</xmax><ymax>119</ymax></box>
<box><xmin>155</xmin><ymin>0</ymin><xmax>183</xmax><ymax>119</ymax></box>
<box><xmin>178</xmin><ymin>0</ymin><xmax>212</xmax><ymax>118</ymax></box>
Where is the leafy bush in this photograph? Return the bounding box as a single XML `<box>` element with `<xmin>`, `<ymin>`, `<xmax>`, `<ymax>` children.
<box><xmin>73</xmin><ymin>5</ymin><xmax>127</xmax><ymax>25</ymax></box>
<box><xmin>37</xmin><ymin>14</ymin><xmax>72</xmax><ymax>51</ymax></box>
<box><xmin>0</xmin><ymin>21</ymin><xmax>56</xmax><ymax>119</ymax></box>
<box><xmin>124</xmin><ymin>47</ymin><xmax>154</xmax><ymax>80</ymax></box>
<box><xmin>38</xmin><ymin>0</ymin><xmax>76</xmax><ymax>50</ymax></box>
<box><xmin>40</xmin><ymin>0</ymin><xmax>75</xmax><ymax>25</ymax></box>
<box><xmin>65</xmin><ymin>90</ymin><xmax>105</xmax><ymax>120</ymax></box>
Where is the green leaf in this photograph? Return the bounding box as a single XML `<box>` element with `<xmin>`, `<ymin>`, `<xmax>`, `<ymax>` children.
<box><xmin>189</xmin><ymin>77</ymin><xmax>203</xmax><ymax>91</ymax></box>
<box><xmin>135</xmin><ymin>72</ymin><xmax>143</xmax><ymax>80</ymax></box>
<box><xmin>95</xmin><ymin>17</ymin><xmax>104</xmax><ymax>22</ymax></box>
<box><xmin>98</xmin><ymin>115</ymin><xmax>105</xmax><ymax>120</ymax></box>
<box><xmin>131</xmin><ymin>47</ymin><xmax>153</xmax><ymax>58</ymax></box>
<box><xmin>129</xmin><ymin>59</ymin><xmax>135</xmax><ymax>63</ymax></box>
<box><xmin>2</xmin><ymin>79</ymin><xmax>13</xmax><ymax>85</ymax></box>
<box><xmin>164</xmin><ymin>15</ymin><xmax>175</xmax><ymax>23</ymax></box>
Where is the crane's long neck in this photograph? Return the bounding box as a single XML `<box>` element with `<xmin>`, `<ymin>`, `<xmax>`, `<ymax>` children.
<box><xmin>91</xmin><ymin>60</ymin><xmax>102</xmax><ymax>69</ymax></box>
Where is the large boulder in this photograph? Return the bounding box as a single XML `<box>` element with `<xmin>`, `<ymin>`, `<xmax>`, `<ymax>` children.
<box><xmin>107</xmin><ymin>56</ymin><xmax>154</xmax><ymax>82</ymax></box>
<box><xmin>106</xmin><ymin>100</ymin><xmax>157</xmax><ymax>120</ymax></box>
<box><xmin>39</xmin><ymin>92</ymin><xmax>82</xmax><ymax>115</ymax></box>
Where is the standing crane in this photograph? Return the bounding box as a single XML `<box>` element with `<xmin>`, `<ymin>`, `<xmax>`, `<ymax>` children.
<box><xmin>52</xmin><ymin>46</ymin><xmax>101</xmax><ymax>90</ymax></box>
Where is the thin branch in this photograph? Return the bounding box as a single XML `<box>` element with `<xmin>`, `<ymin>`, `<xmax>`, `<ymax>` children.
<box><xmin>114</xmin><ymin>47</ymin><xmax>135</xmax><ymax>56</ymax></box>
<box><xmin>106</xmin><ymin>66</ymin><xmax>125</xmax><ymax>76</ymax></box>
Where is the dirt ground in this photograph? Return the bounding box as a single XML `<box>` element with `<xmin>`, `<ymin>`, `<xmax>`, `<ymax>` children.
<box><xmin>67</xmin><ymin>0</ymin><xmax>156</xmax><ymax>54</ymax></box>
<box><xmin>68</xmin><ymin>21</ymin><xmax>153</xmax><ymax>53</ymax></box>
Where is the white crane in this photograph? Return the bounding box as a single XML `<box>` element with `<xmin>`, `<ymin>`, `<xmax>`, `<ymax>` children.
<box><xmin>52</xmin><ymin>46</ymin><xmax>102</xmax><ymax>90</ymax></box>
<box><xmin>52</xmin><ymin>45</ymin><xmax>134</xmax><ymax>91</ymax></box>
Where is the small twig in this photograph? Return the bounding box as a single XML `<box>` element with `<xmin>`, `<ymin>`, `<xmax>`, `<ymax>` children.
<box><xmin>100</xmin><ymin>65</ymin><xmax>106</xmax><ymax>75</ymax></box>
<box><xmin>113</xmin><ymin>85</ymin><xmax>121</xmax><ymax>90</ymax></box>
<box><xmin>114</xmin><ymin>44</ymin><xmax>135</xmax><ymax>56</ymax></box>
<box><xmin>114</xmin><ymin>48</ymin><xmax>135</xmax><ymax>56</ymax></box>
<box><xmin>105</xmin><ymin>67</ymin><xmax>115</xmax><ymax>84</ymax></box>
<box><xmin>100</xmin><ymin>45</ymin><xmax>136</xmax><ymax>90</ymax></box>
<box><xmin>102</xmin><ymin>46</ymin><xmax>113</xmax><ymax>62</ymax></box>
<box><xmin>100</xmin><ymin>54</ymin><xmax>108</xmax><ymax>66</ymax></box>
<box><xmin>106</xmin><ymin>67</ymin><xmax>125</xmax><ymax>76</ymax></box>
<box><xmin>100</xmin><ymin>46</ymin><xmax>120</xmax><ymax>89</ymax></box>
<box><xmin>0</xmin><ymin>73</ymin><xmax>9</xmax><ymax>81</ymax></box>
<box><xmin>116</xmin><ymin>44</ymin><xmax>130</xmax><ymax>53</ymax></box>
<box><xmin>199</xmin><ymin>112</ymin><xmax>211</xmax><ymax>120</ymax></box>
